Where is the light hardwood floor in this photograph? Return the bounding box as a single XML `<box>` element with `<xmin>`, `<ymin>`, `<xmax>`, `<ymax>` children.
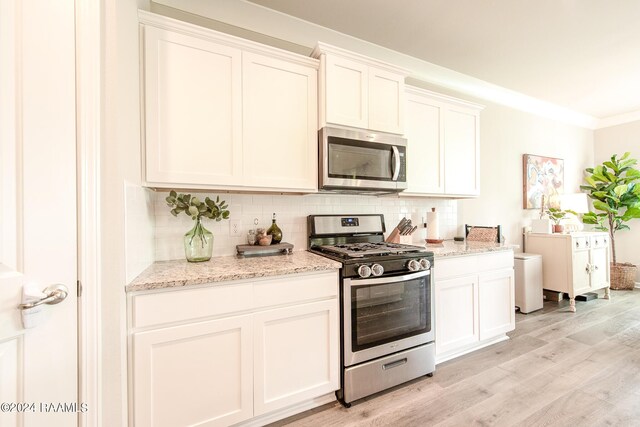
<box><xmin>271</xmin><ymin>289</ymin><xmax>640</xmax><ymax>427</ymax></box>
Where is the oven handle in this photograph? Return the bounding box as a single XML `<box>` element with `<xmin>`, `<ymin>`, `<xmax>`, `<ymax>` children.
<box><xmin>391</xmin><ymin>146</ymin><xmax>400</xmax><ymax>181</ymax></box>
<box><xmin>346</xmin><ymin>269</ymin><xmax>430</xmax><ymax>287</ymax></box>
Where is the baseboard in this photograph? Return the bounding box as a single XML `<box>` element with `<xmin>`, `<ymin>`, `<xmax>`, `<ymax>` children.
<box><xmin>435</xmin><ymin>335</ymin><xmax>509</xmax><ymax>365</ymax></box>
<box><xmin>234</xmin><ymin>392</ymin><xmax>336</xmax><ymax>427</ymax></box>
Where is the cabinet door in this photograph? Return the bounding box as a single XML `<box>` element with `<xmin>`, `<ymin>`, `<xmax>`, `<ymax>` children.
<box><xmin>368</xmin><ymin>67</ymin><xmax>404</xmax><ymax>134</ymax></box>
<box><xmin>133</xmin><ymin>315</ymin><xmax>253</xmax><ymax>427</ymax></box>
<box><xmin>572</xmin><ymin>249</ymin><xmax>591</xmax><ymax>295</ymax></box>
<box><xmin>589</xmin><ymin>246</ymin><xmax>610</xmax><ymax>291</ymax></box>
<box><xmin>404</xmin><ymin>93</ymin><xmax>444</xmax><ymax>194</ymax></box>
<box><xmin>242</xmin><ymin>52</ymin><xmax>318</xmax><ymax>190</ymax></box>
<box><xmin>479</xmin><ymin>268</ymin><xmax>515</xmax><ymax>340</ymax></box>
<box><xmin>324</xmin><ymin>55</ymin><xmax>369</xmax><ymax>129</ymax></box>
<box><xmin>435</xmin><ymin>275</ymin><xmax>479</xmax><ymax>356</ymax></box>
<box><xmin>143</xmin><ymin>26</ymin><xmax>242</xmax><ymax>187</ymax></box>
<box><xmin>443</xmin><ymin>105</ymin><xmax>480</xmax><ymax>196</ymax></box>
<box><xmin>253</xmin><ymin>300</ymin><xmax>339</xmax><ymax>415</ymax></box>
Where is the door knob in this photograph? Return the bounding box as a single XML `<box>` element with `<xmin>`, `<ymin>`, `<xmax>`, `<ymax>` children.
<box><xmin>18</xmin><ymin>284</ymin><xmax>69</xmax><ymax>310</ymax></box>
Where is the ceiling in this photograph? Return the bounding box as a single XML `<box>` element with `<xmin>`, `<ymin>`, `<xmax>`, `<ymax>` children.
<box><xmin>248</xmin><ymin>0</ymin><xmax>640</xmax><ymax>120</ymax></box>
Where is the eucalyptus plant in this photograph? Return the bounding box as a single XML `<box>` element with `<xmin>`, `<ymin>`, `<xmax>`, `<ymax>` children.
<box><xmin>165</xmin><ymin>190</ymin><xmax>230</xmax><ymax>221</ymax></box>
<box><xmin>580</xmin><ymin>152</ymin><xmax>640</xmax><ymax>264</ymax></box>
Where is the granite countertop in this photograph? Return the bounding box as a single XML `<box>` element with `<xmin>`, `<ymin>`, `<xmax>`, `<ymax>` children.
<box><xmin>127</xmin><ymin>251</ymin><xmax>341</xmax><ymax>292</ymax></box>
<box><xmin>426</xmin><ymin>240</ymin><xmax>518</xmax><ymax>257</ymax></box>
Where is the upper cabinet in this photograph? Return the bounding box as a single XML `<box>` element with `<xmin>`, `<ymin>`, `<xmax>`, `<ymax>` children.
<box><xmin>312</xmin><ymin>43</ymin><xmax>409</xmax><ymax>135</ymax></box>
<box><xmin>140</xmin><ymin>12</ymin><xmax>318</xmax><ymax>192</ymax></box>
<box><xmin>404</xmin><ymin>86</ymin><xmax>483</xmax><ymax>197</ymax></box>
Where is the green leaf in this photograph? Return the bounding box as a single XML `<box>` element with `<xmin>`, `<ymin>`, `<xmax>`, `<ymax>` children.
<box><xmin>582</xmin><ymin>212</ymin><xmax>598</xmax><ymax>224</ymax></box>
<box><xmin>621</xmin><ymin>207</ymin><xmax>640</xmax><ymax>221</ymax></box>
<box><xmin>188</xmin><ymin>206</ymin><xmax>198</xmax><ymax>217</ymax></box>
<box><xmin>593</xmin><ymin>200</ymin><xmax>614</xmax><ymax>212</ymax></box>
<box><xmin>222</xmin><ymin>211</ymin><xmax>230</xmax><ymax>219</ymax></box>
<box><xmin>170</xmin><ymin>190</ymin><xmax>177</xmax><ymax>198</ymax></box>
<box><xmin>626</xmin><ymin>168</ymin><xmax>640</xmax><ymax>179</ymax></box>
<box><xmin>170</xmin><ymin>209</ymin><xmax>178</xmax><ymax>217</ymax></box>
<box><xmin>617</xmin><ymin>224</ymin><xmax>631</xmax><ymax>231</ymax></box>
<box><xmin>604</xmin><ymin>161</ymin><xmax>618</xmax><ymax>172</ymax></box>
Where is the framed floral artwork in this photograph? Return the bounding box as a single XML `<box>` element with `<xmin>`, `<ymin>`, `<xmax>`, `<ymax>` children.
<box><xmin>523</xmin><ymin>154</ymin><xmax>564</xmax><ymax>209</ymax></box>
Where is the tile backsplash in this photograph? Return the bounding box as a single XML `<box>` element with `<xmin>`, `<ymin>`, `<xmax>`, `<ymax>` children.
<box><xmin>153</xmin><ymin>192</ymin><xmax>458</xmax><ymax>261</ymax></box>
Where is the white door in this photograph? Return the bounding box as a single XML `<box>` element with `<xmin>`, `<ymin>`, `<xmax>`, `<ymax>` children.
<box><xmin>0</xmin><ymin>2</ymin><xmax>78</xmax><ymax>426</ymax></box>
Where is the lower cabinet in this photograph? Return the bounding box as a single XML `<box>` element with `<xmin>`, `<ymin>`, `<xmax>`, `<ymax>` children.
<box><xmin>434</xmin><ymin>275</ymin><xmax>479</xmax><ymax>356</ymax></box>
<box><xmin>253</xmin><ymin>300</ymin><xmax>339</xmax><ymax>415</ymax></box>
<box><xmin>434</xmin><ymin>251</ymin><xmax>515</xmax><ymax>362</ymax></box>
<box><xmin>478</xmin><ymin>269</ymin><xmax>516</xmax><ymax>340</ymax></box>
<box><xmin>129</xmin><ymin>271</ymin><xmax>339</xmax><ymax>426</ymax></box>
<box><xmin>133</xmin><ymin>315</ymin><xmax>254</xmax><ymax>427</ymax></box>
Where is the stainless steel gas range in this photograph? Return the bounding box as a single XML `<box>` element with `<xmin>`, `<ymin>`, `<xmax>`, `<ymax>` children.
<box><xmin>308</xmin><ymin>214</ymin><xmax>435</xmax><ymax>407</ymax></box>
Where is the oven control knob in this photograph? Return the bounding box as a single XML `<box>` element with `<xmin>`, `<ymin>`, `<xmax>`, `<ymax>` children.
<box><xmin>357</xmin><ymin>265</ymin><xmax>372</xmax><ymax>278</ymax></box>
<box><xmin>371</xmin><ymin>264</ymin><xmax>384</xmax><ymax>277</ymax></box>
<box><xmin>407</xmin><ymin>259</ymin><xmax>421</xmax><ymax>272</ymax></box>
<box><xmin>419</xmin><ymin>258</ymin><xmax>431</xmax><ymax>270</ymax></box>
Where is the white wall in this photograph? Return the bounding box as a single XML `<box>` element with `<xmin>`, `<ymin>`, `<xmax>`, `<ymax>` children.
<box><xmin>594</xmin><ymin>119</ymin><xmax>640</xmax><ymax>277</ymax></box>
<box><xmin>460</xmin><ymin>101</ymin><xmax>594</xmax><ymax>249</ymax></box>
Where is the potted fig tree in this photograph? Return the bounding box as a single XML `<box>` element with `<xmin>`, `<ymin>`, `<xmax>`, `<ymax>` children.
<box><xmin>580</xmin><ymin>152</ymin><xmax>640</xmax><ymax>289</ymax></box>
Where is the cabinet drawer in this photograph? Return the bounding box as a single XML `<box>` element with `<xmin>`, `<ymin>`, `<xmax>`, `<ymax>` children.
<box><xmin>435</xmin><ymin>251</ymin><xmax>513</xmax><ymax>280</ymax></box>
<box><xmin>476</xmin><ymin>251</ymin><xmax>513</xmax><ymax>272</ymax></box>
<box><xmin>131</xmin><ymin>283</ymin><xmax>253</xmax><ymax>329</ymax></box>
<box><xmin>254</xmin><ymin>271</ymin><xmax>338</xmax><ymax>309</ymax></box>
<box><xmin>572</xmin><ymin>236</ymin><xmax>589</xmax><ymax>250</ymax></box>
<box><xmin>434</xmin><ymin>256</ymin><xmax>478</xmax><ymax>280</ymax></box>
<box><xmin>590</xmin><ymin>234</ymin><xmax>609</xmax><ymax>248</ymax></box>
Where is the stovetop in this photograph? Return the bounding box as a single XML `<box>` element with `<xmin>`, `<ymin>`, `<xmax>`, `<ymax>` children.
<box><xmin>315</xmin><ymin>241</ymin><xmax>427</xmax><ymax>258</ymax></box>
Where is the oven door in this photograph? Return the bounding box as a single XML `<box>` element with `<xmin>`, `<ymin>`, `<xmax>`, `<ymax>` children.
<box><xmin>343</xmin><ymin>269</ymin><xmax>433</xmax><ymax>367</ymax></box>
<box><xmin>319</xmin><ymin>127</ymin><xmax>407</xmax><ymax>191</ymax></box>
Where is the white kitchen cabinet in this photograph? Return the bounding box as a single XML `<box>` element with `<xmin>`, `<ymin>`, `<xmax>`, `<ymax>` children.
<box><xmin>478</xmin><ymin>268</ymin><xmax>515</xmax><ymax>340</ymax></box>
<box><xmin>143</xmin><ymin>24</ymin><xmax>243</xmax><ymax>187</ymax></box>
<box><xmin>128</xmin><ymin>270</ymin><xmax>340</xmax><ymax>426</ymax></box>
<box><xmin>433</xmin><ymin>250</ymin><xmax>515</xmax><ymax>362</ymax></box>
<box><xmin>253</xmin><ymin>300</ymin><xmax>339</xmax><ymax>415</ymax></box>
<box><xmin>313</xmin><ymin>42</ymin><xmax>408</xmax><ymax>135</ymax></box>
<box><xmin>434</xmin><ymin>275</ymin><xmax>479</xmax><ymax>356</ymax></box>
<box><xmin>242</xmin><ymin>51</ymin><xmax>317</xmax><ymax>190</ymax></box>
<box><xmin>133</xmin><ymin>315</ymin><xmax>253</xmax><ymax>427</ymax></box>
<box><xmin>140</xmin><ymin>12</ymin><xmax>318</xmax><ymax>192</ymax></box>
<box><xmin>403</xmin><ymin>86</ymin><xmax>483</xmax><ymax>197</ymax></box>
<box><xmin>525</xmin><ymin>232</ymin><xmax>611</xmax><ymax>312</ymax></box>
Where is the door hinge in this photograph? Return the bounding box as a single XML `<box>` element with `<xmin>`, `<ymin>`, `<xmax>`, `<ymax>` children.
<box><xmin>77</xmin><ymin>280</ymin><xmax>83</xmax><ymax>297</ymax></box>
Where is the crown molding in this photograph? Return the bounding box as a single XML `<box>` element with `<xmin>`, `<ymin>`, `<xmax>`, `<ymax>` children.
<box><xmin>596</xmin><ymin>110</ymin><xmax>640</xmax><ymax>129</ymax></box>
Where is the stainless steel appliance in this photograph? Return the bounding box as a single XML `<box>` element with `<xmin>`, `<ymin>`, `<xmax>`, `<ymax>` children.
<box><xmin>308</xmin><ymin>214</ymin><xmax>435</xmax><ymax>406</ymax></box>
<box><xmin>319</xmin><ymin>126</ymin><xmax>407</xmax><ymax>193</ymax></box>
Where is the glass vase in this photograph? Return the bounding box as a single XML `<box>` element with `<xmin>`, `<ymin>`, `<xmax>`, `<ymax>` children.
<box><xmin>184</xmin><ymin>217</ymin><xmax>213</xmax><ymax>262</ymax></box>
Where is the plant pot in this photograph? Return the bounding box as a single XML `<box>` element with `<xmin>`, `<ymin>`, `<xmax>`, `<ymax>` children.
<box><xmin>553</xmin><ymin>224</ymin><xmax>565</xmax><ymax>233</ymax></box>
<box><xmin>610</xmin><ymin>262</ymin><xmax>637</xmax><ymax>290</ymax></box>
<box><xmin>184</xmin><ymin>217</ymin><xmax>213</xmax><ymax>262</ymax></box>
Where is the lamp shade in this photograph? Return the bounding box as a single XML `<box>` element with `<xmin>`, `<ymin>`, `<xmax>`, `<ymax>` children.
<box><xmin>560</xmin><ymin>193</ymin><xmax>589</xmax><ymax>213</ymax></box>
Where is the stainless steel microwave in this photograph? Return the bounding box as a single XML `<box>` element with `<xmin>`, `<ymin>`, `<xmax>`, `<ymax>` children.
<box><xmin>319</xmin><ymin>126</ymin><xmax>407</xmax><ymax>193</ymax></box>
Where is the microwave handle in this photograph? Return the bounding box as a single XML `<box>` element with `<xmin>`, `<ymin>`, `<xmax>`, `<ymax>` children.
<box><xmin>391</xmin><ymin>146</ymin><xmax>400</xmax><ymax>181</ymax></box>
